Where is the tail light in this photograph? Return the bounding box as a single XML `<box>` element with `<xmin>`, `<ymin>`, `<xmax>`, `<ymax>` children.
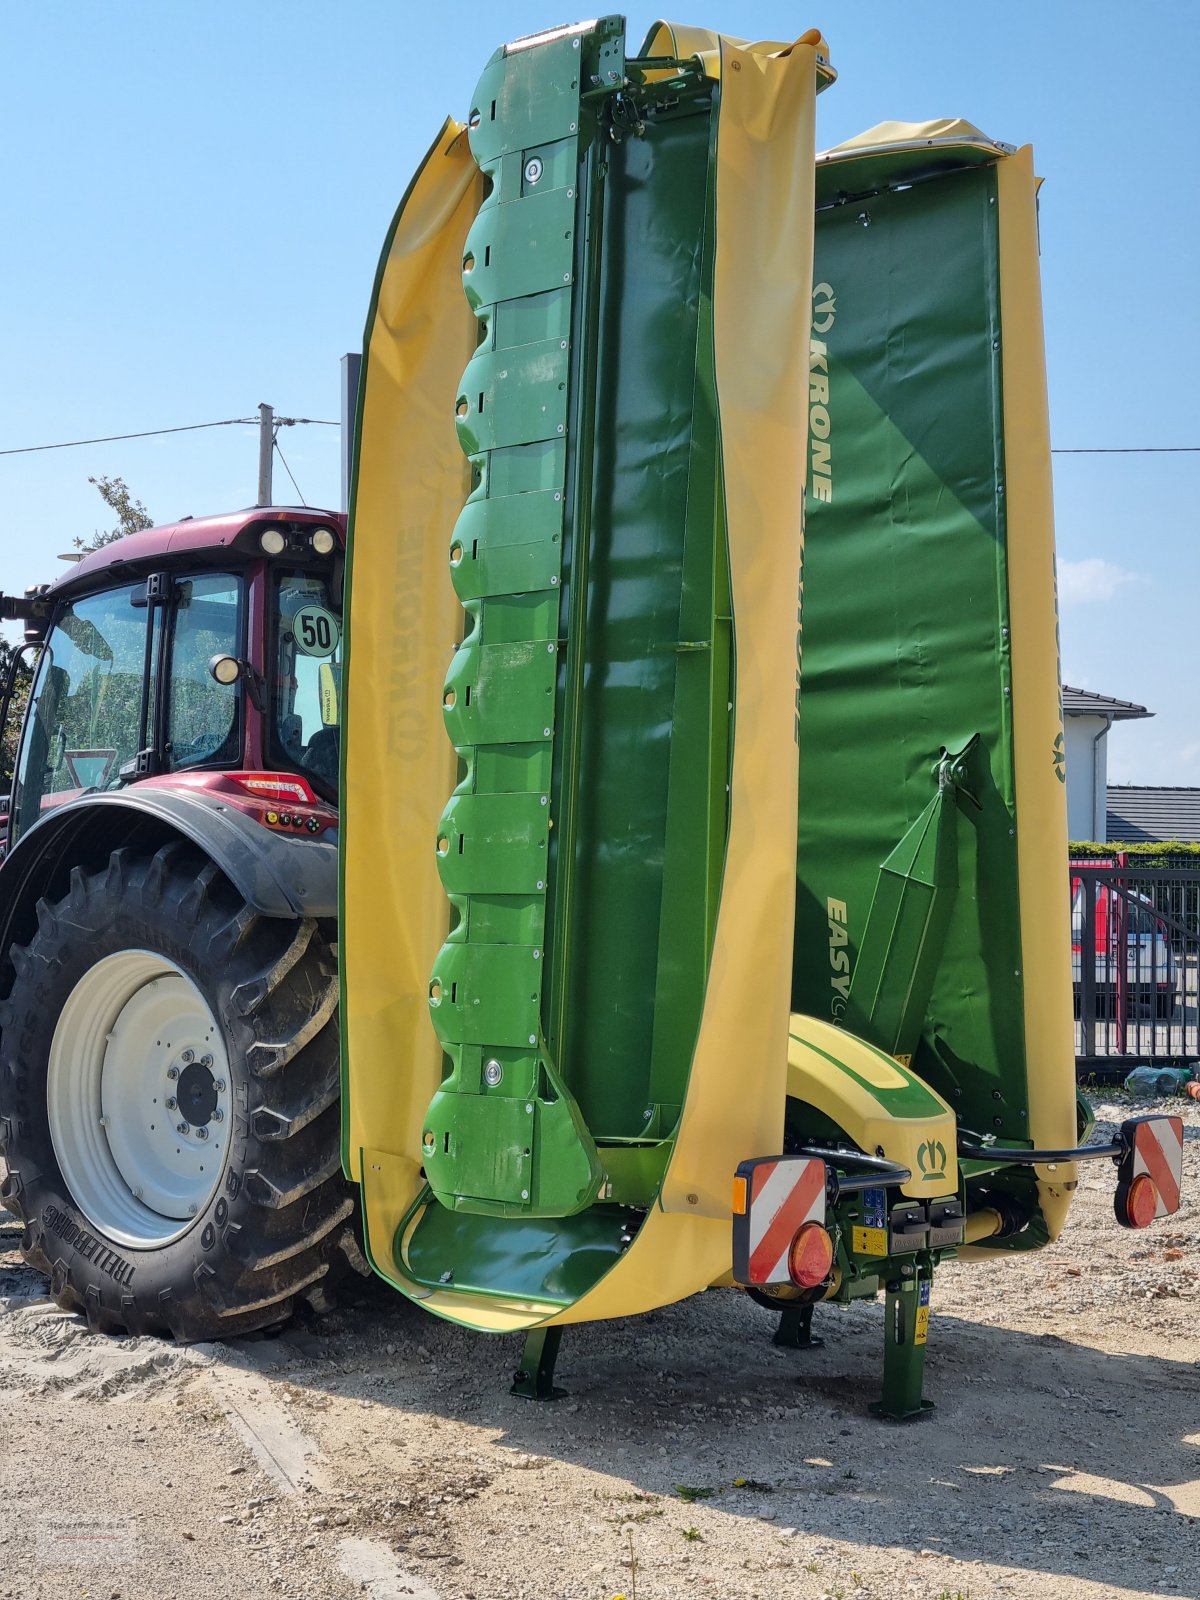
<box><xmin>788</xmin><ymin>1221</ymin><xmax>835</xmax><ymax>1289</ymax></box>
<box><xmin>226</xmin><ymin>772</ymin><xmax>317</xmax><ymax>806</ymax></box>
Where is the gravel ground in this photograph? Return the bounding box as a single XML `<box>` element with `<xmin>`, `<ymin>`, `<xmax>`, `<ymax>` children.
<box><xmin>1</xmin><ymin>1092</ymin><xmax>1196</xmax><ymax>1600</ymax></box>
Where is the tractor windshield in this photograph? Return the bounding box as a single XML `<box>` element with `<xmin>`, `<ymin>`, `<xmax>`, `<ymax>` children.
<box><xmin>9</xmin><ymin>573</ymin><xmax>246</xmax><ymax>846</ymax></box>
<box><xmin>12</xmin><ymin>582</ymin><xmax>149</xmax><ymax>841</ymax></box>
<box><xmin>270</xmin><ymin>570</ymin><xmax>341</xmax><ymax>799</ymax></box>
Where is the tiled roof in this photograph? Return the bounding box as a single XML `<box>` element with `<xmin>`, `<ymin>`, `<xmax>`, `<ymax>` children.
<box><xmin>1106</xmin><ymin>786</ymin><xmax>1200</xmax><ymax>844</ymax></box>
<box><xmin>1062</xmin><ymin>685</ymin><xmax>1152</xmax><ymax>721</ymax></box>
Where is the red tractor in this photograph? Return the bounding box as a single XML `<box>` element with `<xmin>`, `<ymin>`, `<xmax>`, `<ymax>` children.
<box><xmin>0</xmin><ymin>506</ymin><xmax>356</xmax><ymax>1339</ymax></box>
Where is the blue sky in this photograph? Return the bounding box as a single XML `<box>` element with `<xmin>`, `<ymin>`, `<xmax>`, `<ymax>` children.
<box><xmin>2</xmin><ymin>2</ymin><xmax>1197</xmax><ymax>782</ymax></box>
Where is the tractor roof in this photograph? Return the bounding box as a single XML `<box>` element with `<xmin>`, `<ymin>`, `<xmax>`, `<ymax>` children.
<box><xmin>46</xmin><ymin>505</ymin><xmax>345</xmax><ymax>601</ymax></box>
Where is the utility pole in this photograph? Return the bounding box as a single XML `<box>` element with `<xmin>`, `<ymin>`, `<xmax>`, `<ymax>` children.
<box><xmin>257</xmin><ymin>403</ymin><xmax>274</xmax><ymax>506</ymax></box>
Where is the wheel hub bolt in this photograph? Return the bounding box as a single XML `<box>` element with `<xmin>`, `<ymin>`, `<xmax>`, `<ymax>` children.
<box><xmin>214</xmin><ymin>1078</ymin><xmax>227</xmax><ymax>1093</ymax></box>
<box><xmin>200</xmin><ymin>1054</ymin><xmax>213</xmax><ymax>1068</ymax></box>
<box><xmin>177</xmin><ymin>1122</ymin><xmax>190</xmax><ymax>1135</ymax></box>
<box><xmin>182</xmin><ymin>1050</ymin><xmax>195</xmax><ymax>1064</ymax></box>
<box><xmin>212</xmin><ymin>1108</ymin><xmax>224</xmax><ymax>1123</ymax></box>
<box><xmin>167</xmin><ymin>1065</ymin><xmax>179</xmax><ymax>1081</ymax></box>
<box><xmin>166</xmin><ymin>1097</ymin><xmax>177</xmax><ymax>1111</ymax></box>
<box><xmin>196</xmin><ymin>1126</ymin><xmax>209</xmax><ymax>1141</ymax></box>
<box><xmin>187</xmin><ymin>1204</ymin><xmax>198</xmax><ymax>1216</ymax></box>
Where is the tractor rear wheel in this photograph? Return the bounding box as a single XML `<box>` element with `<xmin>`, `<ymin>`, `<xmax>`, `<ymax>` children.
<box><xmin>0</xmin><ymin>840</ymin><xmax>356</xmax><ymax>1340</ymax></box>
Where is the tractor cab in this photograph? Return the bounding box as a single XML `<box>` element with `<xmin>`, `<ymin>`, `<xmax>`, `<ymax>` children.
<box><xmin>1</xmin><ymin>506</ymin><xmax>345</xmax><ymax>855</ymax></box>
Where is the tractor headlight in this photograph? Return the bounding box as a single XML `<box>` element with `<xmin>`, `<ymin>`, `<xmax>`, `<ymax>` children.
<box><xmin>209</xmin><ymin>654</ymin><xmax>242</xmax><ymax>687</ymax></box>
<box><xmin>259</xmin><ymin>527</ymin><xmax>287</xmax><ymax>555</ymax></box>
<box><xmin>310</xmin><ymin>526</ymin><xmax>336</xmax><ymax>556</ymax></box>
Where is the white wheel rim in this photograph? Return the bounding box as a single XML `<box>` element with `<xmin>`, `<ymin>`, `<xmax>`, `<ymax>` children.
<box><xmin>47</xmin><ymin>950</ymin><xmax>232</xmax><ymax>1248</ymax></box>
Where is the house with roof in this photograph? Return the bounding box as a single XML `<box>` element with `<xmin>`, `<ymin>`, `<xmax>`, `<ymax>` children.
<box><xmin>1061</xmin><ymin>685</ymin><xmax>1152</xmax><ymax>842</ymax></box>
<box><xmin>1106</xmin><ymin>787</ymin><xmax>1200</xmax><ymax>845</ymax></box>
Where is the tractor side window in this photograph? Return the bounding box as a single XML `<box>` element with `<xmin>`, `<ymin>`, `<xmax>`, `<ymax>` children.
<box><xmin>167</xmin><ymin>575</ymin><xmax>242</xmax><ymax>770</ymax></box>
<box><xmin>271</xmin><ymin>571</ymin><xmax>341</xmax><ymax>798</ymax></box>
<box><xmin>12</xmin><ymin>584</ymin><xmax>147</xmax><ymax>841</ymax></box>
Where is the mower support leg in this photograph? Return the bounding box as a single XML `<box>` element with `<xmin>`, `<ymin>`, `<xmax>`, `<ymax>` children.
<box><xmin>774</xmin><ymin>1303</ymin><xmax>823</xmax><ymax>1349</ymax></box>
<box><xmin>871</xmin><ymin>1266</ymin><xmax>934</xmax><ymax>1422</ymax></box>
<box><xmin>511</xmin><ymin>1326</ymin><xmax>566</xmax><ymax>1401</ymax></box>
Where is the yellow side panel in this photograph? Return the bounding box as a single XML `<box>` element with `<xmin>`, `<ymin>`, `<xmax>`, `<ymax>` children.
<box><xmin>996</xmin><ymin>148</ymin><xmax>1077</xmax><ymax>1239</ymax></box>
<box><xmin>342</xmin><ymin>120</ymin><xmax>483</xmax><ymax>1178</ymax></box>
<box><xmin>658</xmin><ymin>31</ymin><xmax>818</xmax><ymax>1220</ymax></box>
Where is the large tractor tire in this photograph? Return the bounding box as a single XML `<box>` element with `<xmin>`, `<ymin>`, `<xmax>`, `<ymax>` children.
<box><xmin>0</xmin><ymin>840</ymin><xmax>356</xmax><ymax>1340</ymax></box>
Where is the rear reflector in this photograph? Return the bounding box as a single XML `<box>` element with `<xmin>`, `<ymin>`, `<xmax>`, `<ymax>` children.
<box><xmin>787</xmin><ymin>1221</ymin><xmax>835</xmax><ymax>1289</ymax></box>
<box><xmin>1122</xmin><ymin>1173</ymin><xmax>1159</xmax><ymax>1230</ymax></box>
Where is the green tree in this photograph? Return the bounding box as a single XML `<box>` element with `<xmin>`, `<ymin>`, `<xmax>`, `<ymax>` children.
<box><xmin>73</xmin><ymin>474</ymin><xmax>154</xmax><ymax>552</ymax></box>
<box><xmin>0</xmin><ymin>637</ymin><xmax>34</xmax><ymax>780</ymax></box>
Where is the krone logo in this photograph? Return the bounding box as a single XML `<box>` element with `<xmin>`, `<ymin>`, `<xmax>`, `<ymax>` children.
<box><xmin>917</xmin><ymin>1139</ymin><xmax>948</xmax><ymax>1179</ymax></box>
<box><xmin>812</xmin><ymin>282</ymin><xmax>836</xmax><ymax>334</ymax></box>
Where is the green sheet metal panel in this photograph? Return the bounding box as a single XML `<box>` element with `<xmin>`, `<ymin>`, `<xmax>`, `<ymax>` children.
<box><xmin>419</xmin><ymin>19</ymin><xmax>731</xmax><ymax>1251</ymax></box>
<box><xmin>793</xmin><ymin>161</ymin><xmax>1031</xmax><ymax>1148</ymax></box>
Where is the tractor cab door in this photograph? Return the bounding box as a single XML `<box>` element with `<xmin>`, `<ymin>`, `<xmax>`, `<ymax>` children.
<box><xmin>8</xmin><ymin>572</ymin><xmax>244</xmax><ymax>848</ymax></box>
<box><xmin>10</xmin><ymin>582</ymin><xmax>150</xmax><ymax>845</ymax></box>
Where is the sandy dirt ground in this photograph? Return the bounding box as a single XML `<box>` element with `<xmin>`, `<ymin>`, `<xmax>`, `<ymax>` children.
<box><xmin>1</xmin><ymin>1093</ymin><xmax>1196</xmax><ymax>1600</ymax></box>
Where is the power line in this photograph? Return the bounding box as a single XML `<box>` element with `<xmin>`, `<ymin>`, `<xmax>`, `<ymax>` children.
<box><xmin>273</xmin><ymin>435</ymin><xmax>307</xmax><ymax>506</ymax></box>
<box><xmin>2</xmin><ymin>415</ymin><xmax>1195</xmax><ymax>461</ymax></box>
<box><xmin>1052</xmin><ymin>446</ymin><xmax>1199</xmax><ymax>454</ymax></box>
<box><xmin>0</xmin><ymin>415</ymin><xmax>339</xmax><ymax>457</ymax></box>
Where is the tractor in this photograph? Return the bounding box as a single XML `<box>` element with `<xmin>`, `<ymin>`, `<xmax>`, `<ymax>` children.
<box><xmin>0</xmin><ymin>507</ymin><xmax>356</xmax><ymax>1339</ymax></box>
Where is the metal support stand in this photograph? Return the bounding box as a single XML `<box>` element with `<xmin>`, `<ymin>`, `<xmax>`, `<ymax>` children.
<box><xmin>774</xmin><ymin>1302</ymin><xmax>823</xmax><ymax>1349</ymax></box>
<box><xmin>871</xmin><ymin>1268</ymin><xmax>934</xmax><ymax>1422</ymax></box>
<box><xmin>510</xmin><ymin>1326</ymin><xmax>566</xmax><ymax>1401</ymax></box>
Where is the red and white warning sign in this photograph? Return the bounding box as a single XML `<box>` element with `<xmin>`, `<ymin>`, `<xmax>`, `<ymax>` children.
<box><xmin>1115</xmin><ymin>1114</ymin><xmax>1183</xmax><ymax>1228</ymax></box>
<box><xmin>1129</xmin><ymin>1115</ymin><xmax>1183</xmax><ymax>1218</ymax></box>
<box><xmin>732</xmin><ymin>1156</ymin><xmax>827</xmax><ymax>1285</ymax></box>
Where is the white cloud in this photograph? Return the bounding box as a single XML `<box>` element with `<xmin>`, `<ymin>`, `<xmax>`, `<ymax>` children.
<box><xmin>1058</xmin><ymin>557</ymin><xmax>1141</xmax><ymax>606</ymax></box>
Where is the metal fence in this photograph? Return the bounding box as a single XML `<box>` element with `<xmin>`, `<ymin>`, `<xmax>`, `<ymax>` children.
<box><xmin>1071</xmin><ymin>863</ymin><xmax>1200</xmax><ymax>1072</ymax></box>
